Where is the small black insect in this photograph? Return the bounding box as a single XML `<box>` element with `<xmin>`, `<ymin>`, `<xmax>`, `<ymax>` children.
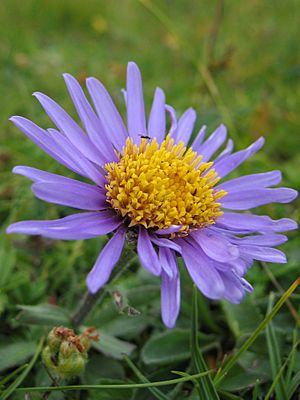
<box><xmin>139</xmin><ymin>134</ymin><xmax>151</xmax><ymax>139</ymax></box>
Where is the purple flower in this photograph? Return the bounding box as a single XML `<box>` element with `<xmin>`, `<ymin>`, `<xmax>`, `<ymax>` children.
<box><xmin>7</xmin><ymin>62</ymin><xmax>298</xmax><ymax>328</ymax></box>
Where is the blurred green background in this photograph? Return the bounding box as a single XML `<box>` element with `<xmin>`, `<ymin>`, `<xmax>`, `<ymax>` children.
<box><xmin>0</xmin><ymin>1</ymin><xmax>299</xmax><ymax>399</ymax></box>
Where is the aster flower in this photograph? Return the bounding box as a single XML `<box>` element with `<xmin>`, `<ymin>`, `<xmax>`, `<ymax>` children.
<box><xmin>7</xmin><ymin>62</ymin><xmax>297</xmax><ymax>328</ymax></box>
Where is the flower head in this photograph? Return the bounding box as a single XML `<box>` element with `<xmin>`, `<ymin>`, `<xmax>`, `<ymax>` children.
<box><xmin>7</xmin><ymin>62</ymin><xmax>298</xmax><ymax>328</ymax></box>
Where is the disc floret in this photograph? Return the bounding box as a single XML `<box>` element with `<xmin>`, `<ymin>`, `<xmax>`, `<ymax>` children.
<box><xmin>105</xmin><ymin>135</ymin><xmax>226</xmax><ymax>232</ymax></box>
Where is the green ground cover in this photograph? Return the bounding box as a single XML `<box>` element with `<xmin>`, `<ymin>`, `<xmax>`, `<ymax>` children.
<box><xmin>0</xmin><ymin>1</ymin><xmax>299</xmax><ymax>398</ymax></box>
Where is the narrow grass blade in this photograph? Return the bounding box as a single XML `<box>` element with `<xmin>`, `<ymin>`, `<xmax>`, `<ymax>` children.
<box><xmin>191</xmin><ymin>285</ymin><xmax>220</xmax><ymax>399</ymax></box>
<box><xmin>13</xmin><ymin>370</ymin><xmax>213</xmax><ymax>394</ymax></box>
<box><xmin>265</xmin><ymin>339</ymin><xmax>300</xmax><ymax>400</ymax></box>
<box><xmin>265</xmin><ymin>292</ymin><xmax>287</xmax><ymax>399</ymax></box>
<box><xmin>252</xmin><ymin>379</ymin><xmax>260</xmax><ymax>400</ymax></box>
<box><xmin>214</xmin><ymin>277</ymin><xmax>300</xmax><ymax>387</ymax></box>
<box><xmin>0</xmin><ymin>364</ymin><xmax>28</xmax><ymax>387</ymax></box>
<box><xmin>0</xmin><ymin>336</ymin><xmax>44</xmax><ymax>400</ymax></box>
<box><xmin>287</xmin><ymin>371</ymin><xmax>300</xmax><ymax>400</ymax></box>
<box><xmin>286</xmin><ymin>329</ymin><xmax>298</xmax><ymax>386</ymax></box>
<box><xmin>123</xmin><ymin>355</ymin><xmax>169</xmax><ymax>400</ymax></box>
<box><xmin>218</xmin><ymin>390</ymin><xmax>244</xmax><ymax>400</ymax></box>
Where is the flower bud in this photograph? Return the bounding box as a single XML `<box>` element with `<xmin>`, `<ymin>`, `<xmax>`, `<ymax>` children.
<box><xmin>58</xmin><ymin>349</ymin><xmax>87</xmax><ymax>378</ymax></box>
<box><xmin>42</xmin><ymin>326</ymin><xmax>95</xmax><ymax>379</ymax></box>
<box><xmin>78</xmin><ymin>334</ymin><xmax>91</xmax><ymax>352</ymax></box>
<box><xmin>47</xmin><ymin>328</ymin><xmax>63</xmax><ymax>353</ymax></box>
<box><xmin>42</xmin><ymin>345</ymin><xmax>58</xmax><ymax>375</ymax></box>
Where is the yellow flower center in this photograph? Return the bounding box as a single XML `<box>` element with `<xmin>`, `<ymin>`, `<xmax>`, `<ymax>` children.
<box><xmin>105</xmin><ymin>135</ymin><xmax>226</xmax><ymax>232</ymax></box>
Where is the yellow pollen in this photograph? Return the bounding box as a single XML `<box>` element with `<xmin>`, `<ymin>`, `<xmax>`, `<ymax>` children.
<box><xmin>105</xmin><ymin>135</ymin><xmax>227</xmax><ymax>232</ymax></box>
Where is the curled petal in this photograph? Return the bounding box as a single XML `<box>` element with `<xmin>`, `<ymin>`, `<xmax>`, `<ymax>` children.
<box><xmin>137</xmin><ymin>227</ymin><xmax>161</xmax><ymax>276</ymax></box>
<box><xmin>7</xmin><ymin>211</ymin><xmax>122</xmax><ymax>240</ymax></box>
<box><xmin>86</xmin><ymin>226</ymin><xmax>127</xmax><ymax>293</ymax></box>
<box><xmin>161</xmin><ymin>268</ymin><xmax>180</xmax><ymax>328</ymax></box>
<box><xmin>192</xmin><ymin>229</ymin><xmax>239</xmax><ymax>262</ymax></box>
<box><xmin>217</xmin><ymin>212</ymin><xmax>298</xmax><ymax>234</ymax></box>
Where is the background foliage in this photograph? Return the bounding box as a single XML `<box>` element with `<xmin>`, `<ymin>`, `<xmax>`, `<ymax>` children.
<box><xmin>0</xmin><ymin>0</ymin><xmax>299</xmax><ymax>399</ymax></box>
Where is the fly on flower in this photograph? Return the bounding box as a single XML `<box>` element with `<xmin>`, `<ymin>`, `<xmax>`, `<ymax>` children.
<box><xmin>7</xmin><ymin>62</ymin><xmax>298</xmax><ymax>328</ymax></box>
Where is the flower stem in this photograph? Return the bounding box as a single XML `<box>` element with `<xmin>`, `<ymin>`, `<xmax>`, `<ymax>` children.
<box><xmin>71</xmin><ymin>246</ymin><xmax>136</xmax><ymax>329</ymax></box>
<box><xmin>71</xmin><ymin>290</ymin><xmax>105</xmax><ymax>329</ymax></box>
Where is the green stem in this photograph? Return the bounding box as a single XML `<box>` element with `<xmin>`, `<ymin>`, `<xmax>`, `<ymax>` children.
<box><xmin>14</xmin><ymin>370</ymin><xmax>213</xmax><ymax>394</ymax></box>
<box><xmin>71</xmin><ymin>246</ymin><xmax>136</xmax><ymax>328</ymax></box>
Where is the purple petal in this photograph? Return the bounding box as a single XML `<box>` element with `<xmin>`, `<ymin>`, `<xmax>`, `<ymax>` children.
<box><xmin>165</xmin><ymin>105</ymin><xmax>177</xmax><ymax>135</ymax></box>
<box><xmin>239</xmin><ymin>245</ymin><xmax>287</xmax><ymax>264</ymax></box>
<box><xmin>13</xmin><ymin>166</ymin><xmax>106</xmax><ymax>191</ymax></box>
<box><xmin>7</xmin><ymin>211</ymin><xmax>122</xmax><ymax>240</ymax></box>
<box><xmin>221</xmin><ymin>188</ymin><xmax>298</xmax><ymax>210</ymax></box>
<box><xmin>192</xmin><ymin>229</ymin><xmax>239</xmax><ymax>262</ymax></box>
<box><xmin>218</xmin><ymin>171</ymin><xmax>282</xmax><ymax>191</ymax></box>
<box><xmin>47</xmin><ymin>128</ymin><xmax>107</xmax><ymax>186</ymax></box>
<box><xmin>150</xmin><ymin>235</ymin><xmax>182</xmax><ymax>254</ymax></box>
<box><xmin>155</xmin><ymin>225</ymin><xmax>182</xmax><ymax>235</ymax></box>
<box><xmin>230</xmin><ymin>233</ymin><xmax>288</xmax><ymax>246</ymax></box>
<box><xmin>220</xmin><ymin>272</ymin><xmax>248</xmax><ymax>303</ymax></box>
<box><xmin>32</xmin><ymin>181</ymin><xmax>107</xmax><ymax>210</ymax></box>
<box><xmin>86</xmin><ymin>77</ymin><xmax>128</xmax><ymax>152</ymax></box>
<box><xmin>161</xmin><ymin>268</ymin><xmax>180</xmax><ymax>328</ymax></box>
<box><xmin>126</xmin><ymin>62</ymin><xmax>146</xmax><ymax>142</ymax></box>
<box><xmin>197</xmin><ymin>124</ymin><xmax>227</xmax><ymax>162</ymax></box>
<box><xmin>214</xmin><ymin>139</ymin><xmax>234</xmax><ymax>162</ymax></box>
<box><xmin>63</xmin><ymin>73</ymin><xmax>116</xmax><ymax>161</ymax></box>
<box><xmin>10</xmin><ymin>116</ymin><xmax>85</xmax><ymax>178</ymax></box>
<box><xmin>217</xmin><ymin>212</ymin><xmax>298</xmax><ymax>233</ymax></box>
<box><xmin>159</xmin><ymin>247</ymin><xmax>178</xmax><ymax>279</ymax></box>
<box><xmin>137</xmin><ymin>227</ymin><xmax>161</xmax><ymax>276</ymax></box>
<box><xmin>192</xmin><ymin>125</ymin><xmax>207</xmax><ymax>152</ymax></box>
<box><xmin>148</xmin><ymin>87</ymin><xmax>166</xmax><ymax>143</ymax></box>
<box><xmin>172</xmin><ymin>108</ymin><xmax>196</xmax><ymax>144</ymax></box>
<box><xmin>180</xmin><ymin>239</ymin><xmax>225</xmax><ymax>299</ymax></box>
<box><xmin>121</xmin><ymin>89</ymin><xmax>127</xmax><ymax>104</ymax></box>
<box><xmin>213</xmin><ymin>137</ymin><xmax>265</xmax><ymax>178</ymax></box>
<box><xmin>33</xmin><ymin>92</ymin><xmax>106</xmax><ymax>165</ymax></box>
<box><xmin>13</xmin><ymin>166</ymin><xmax>78</xmax><ymax>184</ymax></box>
<box><xmin>10</xmin><ymin>116</ymin><xmax>106</xmax><ymax>186</ymax></box>
<box><xmin>86</xmin><ymin>226</ymin><xmax>126</xmax><ymax>293</ymax></box>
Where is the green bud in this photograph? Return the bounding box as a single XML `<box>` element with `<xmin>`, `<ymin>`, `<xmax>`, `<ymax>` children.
<box><xmin>78</xmin><ymin>334</ymin><xmax>90</xmax><ymax>352</ymax></box>
<box><xmin>58</xmin><ymin>350</ymin><xmax>87</xmax><ymax>378</ymax></box>
<box><xmin>47</xmin><ymin>328</ymin><xmax>63</xmax><ymax>353</ymax></box>
<box><xmin>59</xmin><ymin>340</ymin><xmax>76</xmax><ymax>358</ymax></box>
<box><xmin>42</xmin><ymin>345</ymin><xmax>58</xmax><ymax>375</ymax></box>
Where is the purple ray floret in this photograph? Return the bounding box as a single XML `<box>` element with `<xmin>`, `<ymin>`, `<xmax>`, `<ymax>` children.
<box><xmin>7</xmin><ymin>62</ymin><xmax>298</xmax><ymax>328</ymax></box>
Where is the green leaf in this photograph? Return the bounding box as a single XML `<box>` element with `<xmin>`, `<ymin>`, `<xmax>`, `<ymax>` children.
<box><xmin>265</xmin><ymin>293</ymin><xmax>287</xmax><ymax>399</ymax></box>
<box><xmin>191</xmin><ymin>286</ymin><xmax>220</xmax><ymax>399</ymax></box>
<box><xmin>141</xmin><ymin>328</ymin><xmax>217</xmax><ymax>366</ymax></box>
<box><xmin>0</xmin><ymin>341</ymin><xmax>37</xmax><ymax>371</ymax></box>
<box><xmin>16</xmin><ymin>303</ymin><xmax>71</xmax><ymax>326</ymax></box>
<box><xmin>221</xmin><ymin>296</ymin><xmax>263</xmax><ymax>338</ymax></box>
<box><xmin>92</xmin><ymin>331</ymin><xmax>135</xmax><ymax>360</ymax></box>
<box><xmin>83</xmin><ymin>354</ymin><xmax>125</xmax><ymax>383</ymax></box>
<box><xmin>0</xmin><ymin>337</ymin><xmax>44</xmax><ymax>400</ymax></box>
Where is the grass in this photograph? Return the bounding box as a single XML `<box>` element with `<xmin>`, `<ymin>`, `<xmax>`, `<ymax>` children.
<box><xmin>0</xmin><ymin>0</ymin><xmax>299</xmax><ymax>399</ymax></box>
